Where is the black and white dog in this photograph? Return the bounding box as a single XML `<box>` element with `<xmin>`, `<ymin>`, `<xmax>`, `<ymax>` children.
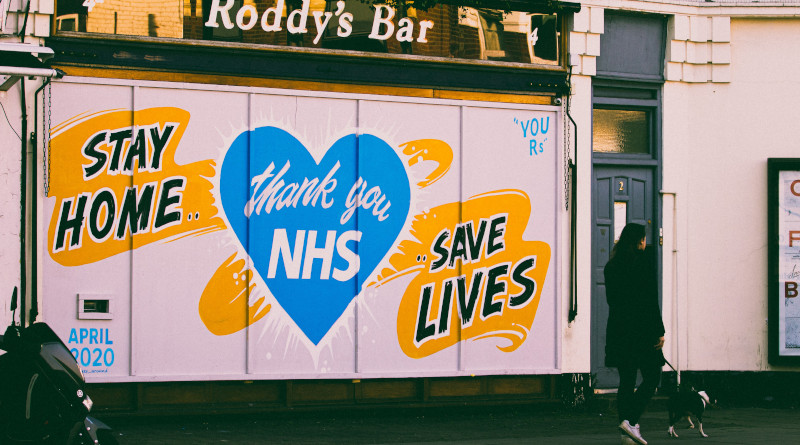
<box><xmin>667</xmin><ymin>388</ymin><xmax>716</xmax><ymax>438</ymax></box>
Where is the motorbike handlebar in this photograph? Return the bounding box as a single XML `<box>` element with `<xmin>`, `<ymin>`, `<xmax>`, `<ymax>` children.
<box><xmin>1</xmin><ymin>325</ymin><xmax>21</xmax><ymax>352</ymax></box>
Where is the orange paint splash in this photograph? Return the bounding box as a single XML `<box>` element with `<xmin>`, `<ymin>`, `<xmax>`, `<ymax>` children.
<box><xmin>400</xmin><ymin>139</ymin><xmax>452</xmax><ymax>187</ymax></box>
<box><xmin>199</xmin><ymin>254</ymin><xmax>271</xmax><ymax>336</ymax></box>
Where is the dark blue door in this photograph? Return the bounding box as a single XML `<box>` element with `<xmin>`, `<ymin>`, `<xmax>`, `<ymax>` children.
<box><xmin>591</xmin><ymin>166</ymin><xmax>654</xmax><ymax>389</ymax></box>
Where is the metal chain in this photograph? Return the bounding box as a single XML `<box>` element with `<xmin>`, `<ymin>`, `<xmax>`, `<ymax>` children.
<box><xmin>43</xmin><ymin>81</ymin><xmax>51</xmax><ymax>197</ymax></box>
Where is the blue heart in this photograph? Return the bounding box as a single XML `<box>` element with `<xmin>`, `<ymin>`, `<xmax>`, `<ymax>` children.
<box><xmin>220</xmin><ymin>127</ymin><xmax>410</xmax><ymax>344</ymax></box>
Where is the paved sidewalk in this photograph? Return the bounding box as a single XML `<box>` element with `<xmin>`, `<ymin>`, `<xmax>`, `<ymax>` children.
<box><xmin>103</xmin><ymin>403</ymin><xmax>800</xmax><ymax>444</ymax></box>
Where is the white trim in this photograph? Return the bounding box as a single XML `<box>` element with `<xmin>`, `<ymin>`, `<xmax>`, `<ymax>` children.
<box><xmin>54</xmin><ymin>76</ymin><xmax>560</xmax><ymax>112</ymax></box>
<box><xmin>0</xmin><ymin>42</ymin><xmax>54</xmax><ymax>59</ymax></box>
<box><xmin>1</xmin><ymin>66</ymin><xmax>59</xmax><ymax>77</ymax></box>
<box><xmin>83</xmin><ymin>367</ymin><xmax>564</xmax><ymax>384</ymax></box>
<box><xmin>1</xmin><ymin>67</ymin><xmax>62</xmax><ymax>91</ymax></box>
<box><xmin>580</xmin><ymin>0</ymin><xmax>800</xmax><ymax>16</ymax></box>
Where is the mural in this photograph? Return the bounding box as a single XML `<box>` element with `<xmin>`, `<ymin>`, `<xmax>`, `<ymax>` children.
<box><xmin>42</xmin><ymin>82</ymin><xmax>560</xmax><ymax>380</ymax></box>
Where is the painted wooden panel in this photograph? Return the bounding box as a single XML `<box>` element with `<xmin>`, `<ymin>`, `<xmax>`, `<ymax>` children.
<box><xmin>40</xmin><ymin>78</ymin><xmax>561</xmax><ymax>382</ymax></box>
<box><xmin>597</xmin><ymin>13</ymin><xmax>666</xmax><ymax>80</ymax></box>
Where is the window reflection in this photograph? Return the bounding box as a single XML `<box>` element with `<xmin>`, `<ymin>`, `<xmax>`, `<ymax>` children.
<box><xmin>56</xmin><ymin>0</ymin><xmax>184</xmax><ymax>38</ymax></box>
<box><xmin>478</xmin><ymin>10</ymin><xmax>505</xmax><ymax>60</ymax></box>
<box><xmin>55</xmin><ymin>0</ymin><xmax>562</xmax><ymax>66</ymax></box>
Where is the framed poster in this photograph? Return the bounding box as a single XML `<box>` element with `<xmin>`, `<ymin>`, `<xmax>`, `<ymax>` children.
<box><xmin>768</xmin><ymin>158</ymin><xmax>800</xmax><ymax>365</ymax></box>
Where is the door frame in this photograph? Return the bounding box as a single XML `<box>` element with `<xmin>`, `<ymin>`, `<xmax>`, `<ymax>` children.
<box><xmin>590</xmin><ymin>79</ymin><xmax>663</xmax><ymax>388</ymax></box>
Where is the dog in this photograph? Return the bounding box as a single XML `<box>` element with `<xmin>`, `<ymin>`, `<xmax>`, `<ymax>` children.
<box><xmin>667</xmin><ymin>388</ymin><xmax>716</xmax><ymax>438</ymax></box>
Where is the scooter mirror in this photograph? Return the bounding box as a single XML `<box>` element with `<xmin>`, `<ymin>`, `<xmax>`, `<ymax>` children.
<box><xmin>10</xmin><ymin>287</ymin><xmax>17</xmax><ymax>312</ymax></box>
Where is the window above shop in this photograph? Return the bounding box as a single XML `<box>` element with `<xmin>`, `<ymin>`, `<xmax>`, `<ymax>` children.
<box><xmin>592</xmin><ymin>108</ymin><xmax>649</xmax><ymax>155</ymax></box>
<box><xmin>54</xmin><ymin>0</ymin><xmax>573</xmax><ymax>68</ymax></box>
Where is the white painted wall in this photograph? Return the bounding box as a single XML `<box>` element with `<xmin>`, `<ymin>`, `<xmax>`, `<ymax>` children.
<box><xmin>1</xmin><ymin>0</ymin><xmax>55</xmax><ymax>337</ymax></box>
<box><xmin>0</xmin><ymin>85</ymin><xmax>23</xmax><ymax>329</ymax></box>
<box><xmin>564</xmin><ymin>4</ymin><xmax>800</xmax><ymax>376</ymax></box>
<box><xmin>561</xmin><ymin>74</ymin><xmax>594</xmax><ymax>374</ymax></box>
<box><xmin>663</xmin><ymin>18</ymin><xmax>800</xmax><ymax>371</ymax></box>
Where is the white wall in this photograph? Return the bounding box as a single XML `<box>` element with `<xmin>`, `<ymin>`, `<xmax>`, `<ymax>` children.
<box><xmin>664</xmin><ymin>18</ymin><xmax>800</xmax><ymax>371</ymax></box>
<box><xmin>0</xmin><ymin>85</ymin><xmax>23</xmax><ymax>328</ymax></box>
<box><xmin>561</xmin><ymin>74</ymin><xmax>594</xmax><ymax>374</ymax></box>
<box><xmin>570</xmin><ymin>4</ymin><xmax>800</xmax><ymax>375</ymax></box>
<box><xmin>1</xmin><ymin>0</ymin><xmax>55</xmax><ymax>334</ymax></box>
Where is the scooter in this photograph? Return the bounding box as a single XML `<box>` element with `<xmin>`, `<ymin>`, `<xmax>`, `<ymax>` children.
<box><xmin>0</xmin><ymin>287</ymin><xmax>117</xmax><ymax>444</ymax></box>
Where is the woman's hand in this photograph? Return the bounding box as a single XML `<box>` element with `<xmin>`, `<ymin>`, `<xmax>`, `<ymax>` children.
<box><xmin>654</xmin><ymin>336</ymin><xmax>665</xmax><ymax>349</ymax></box>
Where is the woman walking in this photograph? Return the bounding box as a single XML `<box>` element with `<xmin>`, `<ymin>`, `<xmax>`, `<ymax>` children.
<box><xmin>604</xmin><ymin>223</ymin><xmax>665</xmax><ymax>445</ymax></box>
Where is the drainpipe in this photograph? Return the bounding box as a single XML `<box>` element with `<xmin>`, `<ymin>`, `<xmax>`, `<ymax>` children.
<box><xmin>19</xmin><ymin>76</ymin><xmax>28</xmax><ymax>328</ymax></box>
<box><xmin>10</xmin><ymin>72</ymin><xmax>63</xmax><ymax>327</ymax></box>
<box><xmin>11</xmin><ymin>0</ymin><xmax>62</xmax><ymax>325</ymax></box>
<box><xmin>15</xmin><ymin>0</ymin><xmax>31</xmax><ymax>328</ymax></box>
<box><xmin>565</xmin><ymin>66</ymin><xmax>578</xmax><ymax>323</ymax></box>
<box><xmin>660</xmin><ymin>190</ymin><xmax>679</xmax><ymax>385</ymax></box>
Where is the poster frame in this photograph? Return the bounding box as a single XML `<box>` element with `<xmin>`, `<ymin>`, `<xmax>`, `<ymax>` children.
<box><xmin>768</xmin><ymin>158</ymin><xmax>800</xmax><ymax>366</ymax></box>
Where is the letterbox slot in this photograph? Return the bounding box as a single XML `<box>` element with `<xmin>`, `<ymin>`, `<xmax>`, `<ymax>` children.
<box><xmin>78</xmin><ymin>294</ymin><xmax>113</xmax><ymax>320</ymax></box>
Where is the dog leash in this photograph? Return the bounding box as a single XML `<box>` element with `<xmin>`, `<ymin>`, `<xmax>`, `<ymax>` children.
<box><xmin>663</xmin><ymin>358</ymin><xmax>684</xmax><ymax>392</ymax></box>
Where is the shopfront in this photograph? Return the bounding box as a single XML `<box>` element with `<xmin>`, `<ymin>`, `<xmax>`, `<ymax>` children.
<box><xmin>35</xmin><ymin>0</ymin><xmax>580</xmax><ymax>410</ymax></box>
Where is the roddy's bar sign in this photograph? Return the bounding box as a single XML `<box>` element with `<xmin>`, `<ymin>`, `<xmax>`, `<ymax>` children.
<box><xmin>205</xmin><ymin>0</ymin><xmax>435</xmax><ymax>45</ymax></box>
<box><xmin>70</xmin><ymin>0</ymin><xmax>564</xmax><ymax>66</ymax></box>
<box><xmin>84</xmin><ymin>0</ymin><xmax>435</xmax><ymax>44</ymax></box>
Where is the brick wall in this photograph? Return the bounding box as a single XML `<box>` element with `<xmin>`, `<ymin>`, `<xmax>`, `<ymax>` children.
<box><xmin>86</xmin><ymin>0</ymin><xmax>183</xmax><ymax>38</ymax></box>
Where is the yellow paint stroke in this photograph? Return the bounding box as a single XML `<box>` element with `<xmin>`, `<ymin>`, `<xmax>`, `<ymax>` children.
<box><xmin>199</xmin><ymin>254</ymin><xmax>271</xmax><ymax>336</ymax></box>
<box><xmin>51</xmin><ymin>109</ymin><xmax>124</xmax><ymax>135</ymax></box>
<box><xmin>374</xmin><ymin>190</ymin><xmax>551</xmax><ymax>359</ymax></box>
<box><xmin>400</xmin><ymin>139</ymin><xmax>452</xmax><ymax>188</ymax></box>
<box><xmin>46</xmin><ymin>107</ymin><xmax>226</xmax><ymax>266</ymax></box>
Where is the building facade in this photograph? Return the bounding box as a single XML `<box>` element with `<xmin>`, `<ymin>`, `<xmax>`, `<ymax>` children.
<box><xmin>2</xmin><ymin>0</ymin><xmax>800</xmax><ymax>412</ymax></box>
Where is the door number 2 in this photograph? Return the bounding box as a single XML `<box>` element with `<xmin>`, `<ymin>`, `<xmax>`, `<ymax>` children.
<box><xmin>618</xmin><ymin>181</ymin><xmax>624</xmax><ymax>192</ymax></box>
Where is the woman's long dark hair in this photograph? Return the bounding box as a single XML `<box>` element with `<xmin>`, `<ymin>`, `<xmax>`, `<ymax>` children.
<box><xmin>609</xmin><ymin>223</ymin><xmax>646</xmax><ymax>261</ymax></box>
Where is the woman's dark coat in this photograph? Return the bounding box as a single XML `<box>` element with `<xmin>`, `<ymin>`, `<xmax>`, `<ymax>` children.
<box><xmin>604</xmin><ymin>250</ymin><xmax>665</xmax><ymax>368</ymax></box>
